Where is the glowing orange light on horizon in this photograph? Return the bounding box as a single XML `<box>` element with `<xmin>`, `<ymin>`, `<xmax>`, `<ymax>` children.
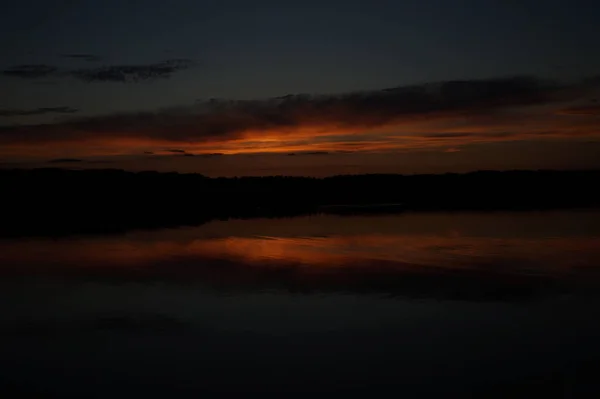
<box><xmin>3</xmin><ymin>110</ymin><xmax>600</xmax><ymax>160</ymax></box>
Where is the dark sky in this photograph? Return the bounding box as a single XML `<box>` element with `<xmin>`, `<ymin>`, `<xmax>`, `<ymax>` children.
<box><xmin>1</xmin><ymin>0</ymin><xmax>600</xmax><ymax>175</ymax></box>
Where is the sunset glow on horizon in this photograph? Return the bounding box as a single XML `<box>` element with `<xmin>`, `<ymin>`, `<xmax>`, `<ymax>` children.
<box><xmin>2</xmin><ymin>89</ymin><xmax>600</xmax><ymax>164</ymax></box>
<box><xmin>2</xmin><ymin>1</ymin><xmax>600</xmax><ymax>175</ymax></box>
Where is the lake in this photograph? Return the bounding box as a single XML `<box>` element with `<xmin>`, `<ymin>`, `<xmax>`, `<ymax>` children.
<box><xmin>1</xmin><ymin>210</ymin><xmax>600</xmax><ymax>397</ymax></box>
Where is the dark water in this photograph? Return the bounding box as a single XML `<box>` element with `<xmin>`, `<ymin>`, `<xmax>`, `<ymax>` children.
<box><xmin>2</xmin><ymin>210</ymin><xmax>600</xmax><ymax>397</ymax></box>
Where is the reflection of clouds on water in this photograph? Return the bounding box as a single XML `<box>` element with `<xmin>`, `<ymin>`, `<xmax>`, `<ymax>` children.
<box><xmin>4</xmin><ymin>231</ymin><xmax>599</xmax><ymax>276</ymax></box>
<box><xmin>1</xmin><ymin>212</ymin><xmax>600</xmax><ymax>397</ymax></box>
<box><xmin>199</xmin><ymin>234</ymin><xmax>600</xmax><ymax>275</ymax></box>
<box><xmin>0</xmin><ymin>211</ymin><xmax>599</xmax><ymax>302</ymax></box>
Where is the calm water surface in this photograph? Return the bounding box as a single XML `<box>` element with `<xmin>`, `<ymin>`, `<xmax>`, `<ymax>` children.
<box><xmin>1</xmin><ymin>210</ymin><xmax>600</xmax><ymax>397</ymax></box>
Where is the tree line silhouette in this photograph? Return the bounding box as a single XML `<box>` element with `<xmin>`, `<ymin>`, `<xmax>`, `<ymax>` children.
<box><xmin>2</xmin><ymin>168</ymin><xmax>599</xmax><ymax>237</ymax></box>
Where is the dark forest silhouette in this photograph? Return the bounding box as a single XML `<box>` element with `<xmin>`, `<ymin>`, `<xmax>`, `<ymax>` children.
<box><xmin>2</xmin><ymin>168</ymin><xmax>600</xmax><ymax>237</ymax></box>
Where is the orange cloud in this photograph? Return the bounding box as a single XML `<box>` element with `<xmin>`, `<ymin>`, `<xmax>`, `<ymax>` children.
<box><xmin>556</xmin><ymin>104</ymin><xmax>600</xmax><ymax>115</ymax></box>
<box><xmin>1</xmin><ymin>75</ymin><xmax>599</xmax><ymax>160</ymax></box>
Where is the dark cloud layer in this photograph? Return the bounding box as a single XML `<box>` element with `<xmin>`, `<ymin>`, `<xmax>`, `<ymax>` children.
<box><xmin>48</xmin><ymin>158</ymin><xmax>83</xmax><ymax>163</ymax></box>
<box><xmin>2</xmin><ymin>64</ymin><xmax>58</xmax><ymax>79</ymax></box>
<box><xmin>59</xmin><ymin>53</ymin><xmax>102</xmax><ymax>62</ymax></box>
<box><xmin>0</xmin><ymin>76</ymin><xmax>596</xmax><ymax>149</ymax></box>
<box><xmin>200</xmin><ymin>153</ymin><xmax>224</xmax><ymax>157</ymax></box>
<box><xmin>70</xmin><ymin>59</ymin><xmax>195</xmax><ymax>82</ymax></box>
<box><xmin>0</xmin><ymin>107</ymin><xmax>78</xmax><ymax>117</ymax></box>
<box><xmin>287</xmin><ymin>151</ymin><xmax>331</xmax><ymax>156</ymax></box>
<box><xmin>46</xmin><ymin>158</ymin><xmax>113</xmax><ymax>165</ymax></box>
<box><xmin>423</xmin><ymin>132</ymin><xmax>474</xmax><ymax>139</ymax></box>
<box><xmin>1</xmin><ymin>59</ymin><xmax>195</xmax><ymax>83</ymax></box>
<box><xmin>558</xmin><ymin>104</ymin><xmax>600</xmax><ymax>115</ymax></box>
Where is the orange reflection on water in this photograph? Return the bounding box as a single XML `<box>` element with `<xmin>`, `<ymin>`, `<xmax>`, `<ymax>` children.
<box><xmin>189</xmin><ymin>234</ymin><xmax>600</xmax><ymax>275</ymax></box>
<box><xmin>2</xmin><ymin>231</ymin><xmax>600</xmax><ymax>279</ymax></box>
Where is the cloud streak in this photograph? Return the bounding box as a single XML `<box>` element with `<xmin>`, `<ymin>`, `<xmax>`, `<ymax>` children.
<box><xmin>1</xmin><ymin>75</ymin><xmax>599</xmax><ymax>158</ymax></box>
<box><xmin>69</xmin><ymin>59</ymin><xmax>195</xmax><ymax>82</ymax></box>
<box><xmin>557</xmin><ymin>104</ymin><xmax>600</xmax><ymax>115</ymax></box>
<box><xmin>0</xmin><ymin>107</ymin><xmax>78</xmax><ymax>117</ymax></box>
<box><xmin>1</xmin><ymin>59</ymin><xmax>195</xmax><ymax>83</ymax></box>
<box><xmin>2</xmin><ymin>64</ymin><xmax>58</xmax><ymax>79</ymax></box>
<box><xmin>48</xmin><ymin>158</ymin><xmax>83</xmax><ymax>163</ymax></box>
<box><xmin>59</xmin><ymin>53</ymin><xmax>102</xmax><ymax>62</ymax></box>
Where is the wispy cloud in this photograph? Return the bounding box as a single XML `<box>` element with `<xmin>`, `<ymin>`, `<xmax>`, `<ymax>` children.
<box><xmin>69</xmin><ymin>59</ymin><xmax>195</xmax><ymax>82</ymax></box>
<box><xmin>2</xmin><ymin>64</ymin><xmax>58</xmax><ymax>79</ymax></box>
<box><xmin>0</xmin><ymin>107</ymin><xmax>78</xmax><ymax>117</ymax></box>
<box><xmin>556</xmin><ymin>104</ymin><xmax>600</xmax><ymax>115</ymax></box>
<box><xmin>1</xmin><ymin>59</ymin><xmax>196</xmax><ymax>83</ymax></box>
<box><xmin>59</xmin><ymin>53</ymin><xmax>102</xmax><ymax>62</ymax></box>
<box><xmin>424</xmin><ymin>132</ymin><xmax>475</xmax><ymax>139</ymax></box>
<box><xmin>48</xmin><ymin>158</ymin><xmax>83</xmax><ymax>163</ymax></box>
<box><xmin>1</xmin><ymin>75</ymin><xmax>598</xmax><ymax>158</ymax></box>
<box><xmin>199</xmin><ymin>153</ymin><xmax>224</xmax><ymax>158</ymax></box>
